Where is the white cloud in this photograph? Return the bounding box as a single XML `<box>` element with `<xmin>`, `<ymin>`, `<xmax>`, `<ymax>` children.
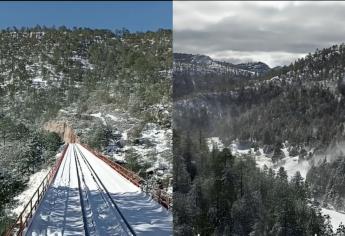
<box><xmin>174</xmin><ymin>1</ymin><xmax>345</xmax><ymax>66</ymax></box>
<box><xmin>209</xmin><ymin>51</ymin><xmax>307</xmax><ymax>68</ymax></box>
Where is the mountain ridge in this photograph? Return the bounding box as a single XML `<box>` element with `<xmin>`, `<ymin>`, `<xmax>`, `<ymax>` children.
<box><xmin>173</xmin><ymin>43</ymin><xmax>345</xmax><ymax>215</ymax></box>
<box><xmin>173</xmin><ymin>52</ymin><xmax>270</xmax><ymax>77</ymax></box>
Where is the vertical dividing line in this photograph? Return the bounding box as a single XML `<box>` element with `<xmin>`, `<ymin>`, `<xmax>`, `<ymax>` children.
<box><xmin>73</xmin><ymin>145</ymin><xmax>90</xmax><ymax>236</ymax></box>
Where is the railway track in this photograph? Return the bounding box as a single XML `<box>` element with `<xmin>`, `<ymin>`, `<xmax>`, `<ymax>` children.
<box><xmin>10</xmin><ymin>143</ymin><xmax>172</xmax><ymax>236</ymax></box>
<box><xmin>73</xmin><ymin>146</ymin><xmax>91</xmax><ymax>236</ymax></box>
<box><xmin>74</xmin><ymin>144</ymin><xmax>135</xmax><ymax>236</ymax></box>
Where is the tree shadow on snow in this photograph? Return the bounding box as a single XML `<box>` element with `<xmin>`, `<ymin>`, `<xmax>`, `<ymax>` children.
<box><xmin>109</xmin><ymin>191</ymin><xmax>172</xmax><ymax>236</ymax></box>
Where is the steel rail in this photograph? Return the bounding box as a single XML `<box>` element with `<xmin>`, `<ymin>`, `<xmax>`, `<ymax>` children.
<box><xmin>73</xmin><ymin>146</ymin><xmax>98</xmax><ymax>235</ymax></box>
<box><xmin>73</xmin><ymin>145</ymin><xmax>90</xmax><ymax>236</ymax></box>
<box><xmin>75</xmin><ymin>145</ymin><xmax>136</xmax><ymax>236</ymax></box>
<box><xmin>81</xmin><ymin>144</ymin><xmax>172</xmax><ymax>210</ymax></box>
<box><xmin>75</xmin><ymin>144</ymin><xmax>131</xmax><ymax>236</ymax></box>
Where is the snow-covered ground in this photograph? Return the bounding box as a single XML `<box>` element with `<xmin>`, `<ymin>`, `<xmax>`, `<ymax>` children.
<box><xmin>141</xmin><ymin>123</ymin><xmax>171</xmax><ymax>154</ymax></box>
<box><xmin>253</xmin><ymin>149</ymin><xmax>273</xmax><ymax>169</ymax></box>
<box><xmin>99</xmin><ymin>112</ymin><xmax>172</xmax><ymax>179</ymax></box>
<box><xmin>275</xmin><ymin>155</ymin><xmax>310</xmax><ymax>179</ymax></box>
<box><xmin>105</xmin><ymin>113</ymin><xmax>124</xmax><ymax>122</ymax></box>
<box><xmin>55</xmin><ymin>106</ymin><xmax>172</xmax><ymax>191</ymax></box>
<box><xmin>90</xmin><ymin>112</ymin><xmax>106</xmax><ymax>125</ymax></box>
<box><xmin>26</xmin><ymin>144</ymin><xmax>172</xmax><ymax>235</ymax></box>
<box><xmin>322</xmin><ymin>208</ymin><xmax>345</xmax><ymax>230</ymax></box>
<box><xmin>10</xmin><ymin>167</ymin><xmax>50</xmax><ymax>216</ymax></box>
<box><xmin>131</xmin><ymin>123</ymin><xmax>172</xmax><ymax>172</ymax></box>
<box><xmin>229</xmin><ymin>143</ymin><xmax>310</xmax><ymax>179</ymax></box>
<box><xmin>206</xmin><ymin>137</ymin><xmax>224</xmax><ymax>151</ymax></box>
<box><xmin>213</xmin><ymin>137</ymin><xmax>344</xmax><ymax>229</ymax></box>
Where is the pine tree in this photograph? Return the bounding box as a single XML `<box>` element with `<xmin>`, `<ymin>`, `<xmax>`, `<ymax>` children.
<box><xmin>272</xmin><ymin>142</ymin><xmax>285</xmax><ymax>163</ymax></box>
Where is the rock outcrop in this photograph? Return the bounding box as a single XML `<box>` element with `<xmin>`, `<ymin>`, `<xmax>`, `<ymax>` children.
<box><xmin>43</xmin><ymin>121</ymin><xmax>79</xmax><ymax>143</ymax></box>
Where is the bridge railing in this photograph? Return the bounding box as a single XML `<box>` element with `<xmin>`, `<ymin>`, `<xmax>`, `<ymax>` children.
<box><xmin>81</xmin><ymin>144</ymin><xmax>173</xmax><ymax>210</ymax></box>
<box><xmin>84</xmin><ymin>145</ymin><xmax>143</xmax><ymax>186</ymax></box>
<box><xmin>150</xmin><ymin>187</ymin><xmax>172</xmax><ymax>210</ymax></box>
<box><xmin>4</xmin><ymin>144</ymin><xmax>69</xmax><ymax>236</ymax></box>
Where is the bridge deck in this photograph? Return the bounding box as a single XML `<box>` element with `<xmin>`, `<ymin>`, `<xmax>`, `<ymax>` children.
<box><xmin>25</xmin><ymin>144</ymin><xmax>172</xmax><ymax>236</ymax></box>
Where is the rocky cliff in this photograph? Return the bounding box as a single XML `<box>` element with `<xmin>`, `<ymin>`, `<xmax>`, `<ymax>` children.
<box><xmin>43</xmin><ymin>121</ymin><xmax>79</xmax><ymax>143</ymax></box>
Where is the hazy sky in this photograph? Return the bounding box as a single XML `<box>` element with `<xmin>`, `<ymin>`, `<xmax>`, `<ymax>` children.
<box><xmin>174</xmin><ymin>1</ymin><xmax>345</xmax><ymax>67</ymax></box>
<box><xmin>0</xmin><ymin>1</ymin><xmax>172</xmax><ymax>32</ymax></box>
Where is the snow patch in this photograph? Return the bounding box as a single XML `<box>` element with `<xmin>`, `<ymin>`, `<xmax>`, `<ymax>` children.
<box><xmin>11</xmin><ymin>167</ymin><xmax>50</xmax><ymax>216</ymax></box>
<box><xmin>131</xmin><ymin>123</ymin><xmax>172</xmax><ymax>175</ymax></box>
<box><xmin>206</xmin><ymin>137</ymin><xmax>224</xmax><ymax>151</ymax></box>
<box><xmin>106</xmin><ymin>114</ymin><xmax>120</xmax><ymax>122</ymax></box>
<box><xmin>322</xmin><ymin>208</ymin><xmax>345</xmax><ymax>230</ymax></box>
<box><xmin>141</xmin><ymin>123</ymin><xmax>171</xmax><ymax>154</ymax></box>
<box><xmin>210</xmin><ymin>138</ymin><xmax>342</xmax><ymax>230</ymax></box>
<box><xmin>275</xmin><ymin>155</ymin><xmax>310</xmax><ymax>179</ymax></box>
<box><xmin>230</xmin><ymin>143</ymin><xmax>310</xmax><ymax>180</ymax></box>
<box><xmin>254</xmin><ymin>149</ymin><xmax>274</xmax><ymax>169</ymax></box>
<box><xmin>90</xmin><ymin>112</ymin><xmax>106</xmax><ymax>125</ymax></box>
<box><xmin>31</xmin><ymin>77</ymin><xmax>47</xmax><ymax>88</ymax></box>
<box><xmin>122</xmin><ymin>131</ymin><xmax>128</xmax><ymax>141</ymax></box>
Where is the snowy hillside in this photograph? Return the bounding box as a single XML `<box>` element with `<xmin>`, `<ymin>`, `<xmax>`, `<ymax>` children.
<box><xmin>174</xmin><ymin>53</ymin><xmax>269</xmax><ymax>77</ymax></box>
<box><xmin>322</xmin><ymin>208</ymin><xmax>345</xmax><ymax>230</ymax></box>
<box><xmin>205</xmin><ymin>136</ymin><xmax>345</xmax><ymax>231</ymax></box>
<box><xmin>0</xmin><ymin>26</ymin><xmax>172</xmax><ymax>233</ymax></box>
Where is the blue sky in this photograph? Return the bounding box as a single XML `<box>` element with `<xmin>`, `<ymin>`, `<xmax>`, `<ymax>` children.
<box><xmin>0</xmin><ymin>1</ymin><xmax>172</xmax><ymax>32</ymax></box>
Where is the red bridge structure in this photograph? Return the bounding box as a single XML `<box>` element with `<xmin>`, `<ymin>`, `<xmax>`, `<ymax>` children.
<box><xmin>4</xmin><ymin>143</ymin><xmax>172</xmax><ymax>236</ymax></box>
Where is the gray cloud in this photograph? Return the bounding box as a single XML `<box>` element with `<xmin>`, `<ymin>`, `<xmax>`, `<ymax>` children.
<box><xmin>174</xmin><ymin>1</ymin><xmax>345</xmax><ymax>67</ymax></box>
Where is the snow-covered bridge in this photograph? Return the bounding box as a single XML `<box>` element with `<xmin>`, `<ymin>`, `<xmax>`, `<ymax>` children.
<box><xmin>6</xmin><ymin>144</ymin><xmax>172</xmax><ymax>236</ymax></box>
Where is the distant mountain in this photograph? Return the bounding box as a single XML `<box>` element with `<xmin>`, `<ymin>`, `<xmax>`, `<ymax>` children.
<box><xmin>174</xmin><ymin>53</ymin><xmax>270</xmax><ymax>77</ymax></box>
<box><xmin>174</xmin><ymin>44</ymin><xmax>345</xmax><ymax>146</ymax></box>
<box><xmin>173</xmin><ymin>53</ymin><xmax>271</xmax><ymax>98</ymax></box>
<box><xmin>236</xmin><ymin>61</ymin><xmax>270</xmax><ymax>75</ymax></box>
<box><xmin>173</xmin><ymin>46</ymin><xmax>345</xmax><ymax>235</ymax></box>
<box><xmin>174</xmin><ymin>53</ymin><xmax>213</xmax><ymax>65</ymax></box>
<box><xmin>174</xmin><ymin>44</ymin><xmax>345</xmax><ymax>213</ymax></box>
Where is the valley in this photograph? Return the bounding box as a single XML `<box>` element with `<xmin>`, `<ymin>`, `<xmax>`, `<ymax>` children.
<box><xmin>173</xmin><ymin>45</ymin><xmax>345</xmax><ymax>235</ymax></box>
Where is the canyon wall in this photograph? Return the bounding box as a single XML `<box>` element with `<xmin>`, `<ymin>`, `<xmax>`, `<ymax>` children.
<box><xmin>43</xmin><ymin>121</ymin><xmax>79</xmax><ymax>143</ymax></box>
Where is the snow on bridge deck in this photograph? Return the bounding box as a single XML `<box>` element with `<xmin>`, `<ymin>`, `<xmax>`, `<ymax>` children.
<box><xmin>25</xmin><ymin>144</ymin><xmax>172</xmax><ymax>236</ymax></box>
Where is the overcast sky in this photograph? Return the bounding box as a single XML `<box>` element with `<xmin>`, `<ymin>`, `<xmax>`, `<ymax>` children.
<box><xmin>174</xmin><ymin>1</ymin><xmax>345</xmax><ymax>67</ymax></box>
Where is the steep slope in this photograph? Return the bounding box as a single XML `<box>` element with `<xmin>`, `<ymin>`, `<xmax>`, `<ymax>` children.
<box><xmin>174</xmin><ymin>45</ymin><xmax>345</xmax><ymax>148</ymax></box>
<box><xmin>173</xmin><ymin>45</ymin><xmax>345</xmax><ymax>234</ymax></box>
<box><xmin>236</xmin><ymin>61</ymin><xmax>270</xmax><ymax>75</ymax></box>
<box><xmin>173</xmin><ymin>53</ymin><xmax>269</xmax><ymax>98</ymax></box>
<box><xmin>174</xmin><ymin>53</ymin><xmax>269</xmax><ymax>76</ymax></box>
